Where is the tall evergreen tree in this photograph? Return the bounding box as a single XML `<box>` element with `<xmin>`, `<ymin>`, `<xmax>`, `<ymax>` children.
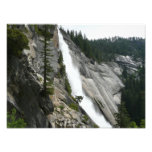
<box><xmin>40</xmin><ymin>25</ymin><xmax>54</xmax><ymax>97</ymax></box>
<box><xmin>115</xmin><ymin>102</ymin><xmax>130</xmax><ymax>128</ymax></box>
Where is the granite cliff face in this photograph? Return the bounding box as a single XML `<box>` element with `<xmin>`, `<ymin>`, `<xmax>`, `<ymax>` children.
<box><xmin>7</xmin><ymin>25</ymin><xmax>141</xmax><ymax>127</ymax></box>
<box><xmin>115</xmin><ymin>55</ymin><xmax>142</xmax><ymax>74</ymax></box>
<box><xmin>7</xmin><ymin>25</ymin><xmax>95</xmax><ymax>128</ymax></box>
<box><xmin>60</xmin><ymin>31</ymin><xmax>141</xmax><ymax>126</ymax></box>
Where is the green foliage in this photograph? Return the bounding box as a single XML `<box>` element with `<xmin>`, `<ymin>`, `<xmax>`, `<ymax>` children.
<box><xmin>58</xmin><ymin>52</ymin><xmax>66</xmax><ymax>77</ymax></box>
<box><xmin>139</xmin><ymin>119</ymin><xmax>145</xmax><ymax>128</ymax></box>
<box><xmin>38</xmin><ymin>76</ymin><xmax>43</xmax><ymax>83</ymax></box>
<box><xmin>69</xmin><ymin>103</ymin><xmax>79</xmax><ymax>111</ymax></box>
<box><xmin>115</xmin><ymin>65</ymin><xmax>145</xmax><ymax>128</ymax></box>
<box><xmin>75</xmin><ymin>96</ymin><xmax>83</xmax><ymax>103</ymax></box>
<box><xmin>71</xmin><ymin>96</ymin><xmax>77</xmax><ymax>102</ymax></box>
<box><xmin>76</xmin><ymin>124</ymin><xmax>81</xmax><ymax>128</ymax></box>
<box><xmin>7</xmin><ymin>108</ymin><xmax>26</xmax><ymax>128</ymax></box>
<box><xmin>7</xmin><ymin>27</ymin><xmax>29</xmax><ymax>57</ymax></box>
<box><xmin>40</xmin><ymin>25</ymin><xmax>54</xmax><ymax>96</ymax></box>
<box><xmin>71</xmin><ymin>95</ymin><xmax>83</xmax><ymax>103</ymax></box>
<box><xmin>47</xmin><ymin>87</ymin><xmax>54</xmax><ymax>95</ymax></box>
<box><xmin>115</xmin><ymin>102</ymin><xmax>131</xmax><ymax>128</ymax></box>
<box><xmin>57</xmin><ymin>51</ymin><xmax>72</xmax><ymax>96</ymax></box>
<box><xmin>65</xmin><ymin>77</ymin><xmax>72</xmax><ymax>95</ymax></box>
<box><xmin>60</xmin><ymin>64</ymin><xmax>66</xmax><ymax>76</ymax></box>
<box><xmin>121</xmin><ymin>66</ymin><xmax>145</xmax><ymax>126</ymax></box>
<box><xmin>33</xmin><ymin>24</ymin><xmax>55</xmax><ymax>39</ymax></box>
<box><xmin>59</xmin><ymin>105</ymin><xmax>64</xmax><ymax>110</ymax></box>
<box><xmin>93</xmin><ymin>124</ymin><xmax>99</xmax><ymax>128</ymax></box>
<box><xmin>58</xmin><ymin>51</ymin><xmax>63</xmax><ymax>65</ymax></box>
<box><xmin>83</xmin><ymin>115</ymin><xmax>89</xmax><ymax>122</ymax></box>
<box><xmin>34</xmin><ymin>25</ymin><xmax>40</xmax><ymax>35</ymax></box>
<box><xmin>129</xmin><ymin>121</ymin><xmax>138</xmax><ymax>128</ymax></box>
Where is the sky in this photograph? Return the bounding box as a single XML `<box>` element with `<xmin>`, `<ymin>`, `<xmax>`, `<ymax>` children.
<box><xmin>61</xmin><ymin>25</ymin><xmax>145</xmax><ymax>40</ymax></box>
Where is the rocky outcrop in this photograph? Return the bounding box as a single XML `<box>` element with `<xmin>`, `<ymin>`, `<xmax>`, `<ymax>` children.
<box><xmin>47</xmin><ymin>79</ymin><xmax>95</xmax><ymax>128</ymax></box>
<box><xmin>53</xmin><ymin>25</ymin><xmax>59</xmax><ymax>49</ymax></box>
<box><xmin>46</xmin><ymin>76</ymin><xmax>96</xmax><ymax>128</ymax></box>
<box><xmin>115</xmin><ymin>55</ymin><xmax>142</xmax><ymax>74</ymax></box>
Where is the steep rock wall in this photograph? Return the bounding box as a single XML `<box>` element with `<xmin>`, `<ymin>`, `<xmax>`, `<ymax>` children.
<box><xmin>61</xmin><ymin>31</ymin><xmax>125</xmax><ymax>125</ymax></box>
<box><xmin>7</xmin><ymin>25</ymin><xmax>95</xmax><ymax>128</ymax></box>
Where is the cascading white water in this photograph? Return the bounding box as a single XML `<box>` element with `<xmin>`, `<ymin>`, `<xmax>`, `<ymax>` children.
<box><xmin>58</xmin><ymin>29</ymin><xmax>111</xmax><ymax>128</ymax></box>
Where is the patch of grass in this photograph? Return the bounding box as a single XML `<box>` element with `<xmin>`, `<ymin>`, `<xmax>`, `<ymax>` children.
<box><xmin>71</xmin><ymin>96</ymin><xmax>77</xmax><ymax>102</ymax></box>
<box><xmin>38</xmin><ymin>76</ymin><xmax>43</xmax><ymax>83</ymax></box>
<box><xmin>83</xmin><ymin>115</ymin><xmax>89</xmax><ymax>122</ymax></box>
<box><xmin>57</xmin><ymin>71</ymin><xmax>61</xmax><ymax>78</ymax></box>
<box><xmin>47</xmin><ymin>87</ymin><xmax>54</xmax><ymax>95</ymax></box>
<box><xmin>76</xmin><ymin>124</ymin><xmax>81</xmax><ymax>128</ymax></box>
<box><xmin>93</xmin><ymin>124</ymin><xmax>99</xmax><ymax>128</ymax></box>
<box><xmin>65</xmin><ymin>77</ymin><xmax>72</xmax><ymax>95</ymax></box>
<box><xmin>59</xmin><ymin>105</ymin><xmax>64</xmax><ymax>110</ymax></box>
<box><xmin>34</xmin><ymin>25</ymin><xmax>39</xmax><ymax>34</ymax></box>
<box><xmin>69</xmin><ymin>103</ymin><xmax>79</xmax><ymax>111</ymax></box>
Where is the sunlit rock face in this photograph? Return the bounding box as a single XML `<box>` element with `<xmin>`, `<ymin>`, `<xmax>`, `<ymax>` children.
<box><xmin>60</xmin><ymin>31</ymin><xmax>143</xmax><ymax>126</ymax></box>
<box><xmin>61</xmin><ymin>32</ymin><xmax>125</xmax><ymax>125</ymax></box>
<box><xmin>80</xmin><ymin>63</ymin><xmax>124</xmax><ymax>125</ymax></box>
<box><xmin>115</xmin><ymin>55</ymin><xmax>142</xmax><ymax>74</ymax></box>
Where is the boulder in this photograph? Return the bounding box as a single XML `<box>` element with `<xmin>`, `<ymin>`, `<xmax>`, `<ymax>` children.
<box><xmin>39</xmin><ymin>95</ymin><xmax>54</xmax><ymax>115</ymax></box>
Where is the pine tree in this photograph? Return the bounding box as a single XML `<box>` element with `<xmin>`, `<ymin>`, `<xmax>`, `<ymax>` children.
<box><xmin>115</xmin><ymin>102</ymin><xmax>130</xmax><ymax>128</ymax></box>
<box><xmin>40</xmin><ymin>25</ymin><xmax>54</xmax><ymax>97</ymax></box>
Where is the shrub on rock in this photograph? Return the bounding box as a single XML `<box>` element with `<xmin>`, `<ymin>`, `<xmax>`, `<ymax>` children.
<box><xmin>7</xmin><ymin>108</ymin><xmax>26</xmax><ymax>128</ymax></box>
<box><xmin>7</xmin><ymin>27</ymin><xmax>29</xmax><ymax>57</ymax></box>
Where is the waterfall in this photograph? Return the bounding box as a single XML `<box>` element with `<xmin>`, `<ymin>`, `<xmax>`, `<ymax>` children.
<box><xmin>58</xmin><ymin>29</ymin><xmax>111</xmax><ymax>128</ymax></box>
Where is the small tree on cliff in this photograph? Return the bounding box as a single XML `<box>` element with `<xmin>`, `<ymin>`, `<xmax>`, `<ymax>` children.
<box><xmin>75</xmin><ymin>96</ymin><xmax>83</xmax><ymax>103</ymax></box>
<box><xmin>39</xmin><ymin>25</ymin><xmax>54</xmax><ymax>97</ymax></box>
